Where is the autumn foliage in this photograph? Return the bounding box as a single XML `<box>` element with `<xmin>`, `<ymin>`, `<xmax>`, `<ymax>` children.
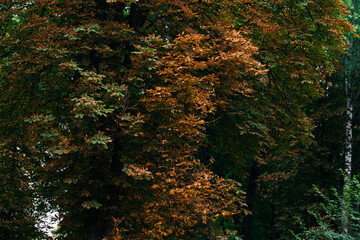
<box><xmin>0</xmin><ymin>0</ymin><xmax>352</xmax><ymax>239</ymax></box>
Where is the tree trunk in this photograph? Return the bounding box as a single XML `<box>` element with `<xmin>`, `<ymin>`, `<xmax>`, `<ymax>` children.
<box><xmin>342</xmin><ymin>56</ymin><xmax>352</xmax><ymax>234</ymax></box>
<box><xmin>241</xmin><ymin>163</ymin><xmax>259</xmax><ymax>240</ymax></box>
<box><xmin>344</xmin><ymin>76</ymin><xmax>352</xmax><ymax>183</ymax></box>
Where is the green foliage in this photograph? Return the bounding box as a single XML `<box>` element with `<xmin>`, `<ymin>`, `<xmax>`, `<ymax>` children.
<box><xmin>0</xmin><ymin>0</ymin><xmax>352</xmax><ymax>239</ymax></box>
<box><xmin>293</xmin><ymin>176</ymin><xmax>360</xmax><ymax>240</ymax></box>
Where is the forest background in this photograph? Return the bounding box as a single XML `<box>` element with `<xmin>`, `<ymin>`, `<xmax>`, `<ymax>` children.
<box><xmin>0</xmin><ymin>0</ymin><xmax>359</xmax><ymax>239</ymax></box>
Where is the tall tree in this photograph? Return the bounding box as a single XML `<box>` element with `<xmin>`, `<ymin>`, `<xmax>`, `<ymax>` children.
<box><xmin>0</xmin><ymin>0</ymin><xmax>351</xmax><ymax>239</ymax></box>
<box><xmin>0</xmin><ymin>2</ymin><xmax>47</xmax><ymax>239</ymax></box>
<box><xmin>1</xmin><ymin>0</ymin><xmax>255</xmax><ymax>239</ymax></box>
<box><xmin>341</xmin><ymin>0</ymin><xmax>360</xmax><ymax>233</ymax></box>
<box><xmin>207</xmin><ymin>0</ymin><xmax>351</xmax><ymax>238</ymax></box>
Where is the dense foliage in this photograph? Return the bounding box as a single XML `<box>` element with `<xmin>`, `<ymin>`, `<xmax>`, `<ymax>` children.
<box><xmin>0</xmin><ymin>0</ymin><xmax>355</xmax><ymax>239</ymax></box>
<box><xmin>294</xmin><ymin>177</ymin><xmax>360</xmax><ymax>240</ymax></box>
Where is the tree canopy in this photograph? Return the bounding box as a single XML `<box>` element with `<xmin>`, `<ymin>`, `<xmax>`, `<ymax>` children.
<box><xmin>0</xmin><ymin>0</ymin><xmax>355</xmax><ymax>239</ymax></box>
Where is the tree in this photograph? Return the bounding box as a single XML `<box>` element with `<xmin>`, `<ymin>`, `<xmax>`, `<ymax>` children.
<box><xmin>340</xmin><ymin>0</ymin><xmax>360</xmax><ymax>234</ymax></box>
<box><xmin>224</xmin><ymin>1</ymin><xmax>351</xmax><ymax>238</ymax></box>
<box><xmin>1</xmin><ymin>0</ymin><xmax>253</xmax><ymax>239</ymax></box>
<box><xmin>0</xmin><ymin>2</ymin><xmax>47</xmax><ymax>239</ymax></box>
<box><xmin>0</xmin><ymin>0</ymin><xmax>352</xmax><ymax>239</ymax></box>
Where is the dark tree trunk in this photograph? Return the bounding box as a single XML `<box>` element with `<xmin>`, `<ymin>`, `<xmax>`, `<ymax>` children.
<box><xmin>129</xmin><ymin>1</ymin><xmax>146</xmax><ymax>31</ymax></box>
<box><xmin>86</xmin><ymin>2</ymin><xmax>146</xmax><ymax>239</ymax></box>
<box><xmin>270</xmin><ymin>204</ymin><xmax>277</xmax><ymax>240</ymax></box>
<box><xmin>241</xmin><ymin>163</ymin><xmax>259</xmax><ymax>240</ymax></box>
<box><xmin>95</xmin><ymin>0</ymin><xmax>107</xmax><ymax>20</ymax></box>
<box><xmin>102</xmin><ymin>132</ymin><xmax>124</xmax><ymax>238</ymax></box>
